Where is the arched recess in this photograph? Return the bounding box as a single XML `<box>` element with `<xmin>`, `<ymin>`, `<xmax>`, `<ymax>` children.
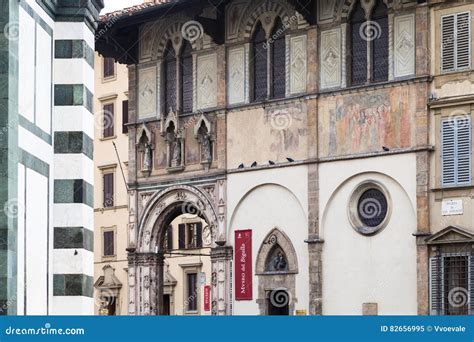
<box><xmin>320</xmin><ymin>171</ymin><xmax>416</xmax><ymax>238</ymax></box>
<box><xmin>341</xmin><ymin>0</ymin><xmax>392</xmax><ymax>20</ymax></box>
<box><xmin>150</xmin><ymin>17</ymin><xmax>197</xmax><ymax>60</ymax></box>
<box><xmin>256</xmin><ymin>228</ymin><xmax>298</xmax><ymax>275</ymax></box>
<box><xmin>255</xmin><ymin>228</ymin><xmax>299</xmax><ymax>315</ymax></box>
<box><xmin>137</xmin><ymin>185</ymin><xmax>218</xmax><ymax>253</ymax></box>
<box><xmin>239</xmin><ymin>0</ymin><xmax>301</xmax><ymax>40</ymax></box>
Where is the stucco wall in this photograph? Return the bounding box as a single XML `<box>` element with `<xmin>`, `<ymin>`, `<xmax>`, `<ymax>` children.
<box><xmin>320</xmin><ymin>153</ymin><xmax>418</xmax><ymax>315</ymax></box>
<box><xmin>228</xmin><ymin>166</ymin><xmax>309</xmax><ymax>315</ymax></box>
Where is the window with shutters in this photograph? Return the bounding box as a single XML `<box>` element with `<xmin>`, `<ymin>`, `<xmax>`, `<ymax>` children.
<box><xmin>102</xmin><ymin>103</ymin><xmax>115</xmax><ymax>138</ymax></box>
<box><xmin>181</xmin><ymin>41</ymin><xmax>193</xmax><ymax>113</ymax></box>
<box><xmin>103</xmin><ymin>57</ymin><xmax>115</xmax><ymax>79</ymax></box>
<box><xmin>441</xmin><ymin>117</ymin><xmax>472</xmax><ymax>187</ymax></box>
<box><xmin>178</xmin><ymin>222</ymin><xmax>203</xmax><ymax>250</ymax></box>
<box><xmin>164</xmin><ymin>42</ymin><xmax>177</xmax><ymax>113</ymax></box>
<box><xmin>103</xmin><ymin>172</ymin><xmax>114</xmax><ymax>208</ymax></box>
<box><xmin>430</xmin><ymin>253</ymin><xmax>473</xmax><ymax>315</ymax></box>
<box><xmin>441</xmin><ymin>12</ymin><xmax>471</xmax><ymax>73</ymax></box>
<box><xmin>122</xmin><ymin>100</ymin><xmax>129</xmax><ymax>134</ymax></box>
<box><xmin>103</xmin><ymin>230</ymin><xmax>115</xmax><ymax>257</ymax></box>
<box><xmin>348</xmin><ymin>0</ymin><xmax>389</xmax><ymax>86</ymax></box>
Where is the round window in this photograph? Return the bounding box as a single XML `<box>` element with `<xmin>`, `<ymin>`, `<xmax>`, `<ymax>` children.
<box><xmin>348</xmin><ymin>182</ymin><xmax>391</xmax><ymax>236</ymax></box>
<box><xmin>357</xmin><ymin>189</ymin><xmax>388</xmax><ymax>227</ymax></box>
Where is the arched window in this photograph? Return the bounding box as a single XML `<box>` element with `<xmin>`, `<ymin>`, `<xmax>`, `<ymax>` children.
<box><xmin>271</xmin><ymin>18</ymin><xmax>286</xmax><ymax>99</ymax></box>
<box><xmin>371</xmin><ymin>0</ymin><xmax>388</xmax><ymax>82</ymax></box>
<box><xmin>349</xmin><ymin>0</ymin><xmax>389</xmax><ymax>86</ymax></box>
<box><xmin>252</xmin><ymin>22</ymin><xmax>268</xmax><ymax>102</ymax></box>
<box><xmin>164</xmin><ymin>41</ymin><xmax>177</xmax><ymax>112</ymax></box>
<box><xmin>350</xmin><ymin>1</ymin><xmax>367</xmax><ymax>85</ymax></box>
<box><xmin>181</xmin><ymin>41</ymin><xmax>193</xmax><ymax>113</ymax></box>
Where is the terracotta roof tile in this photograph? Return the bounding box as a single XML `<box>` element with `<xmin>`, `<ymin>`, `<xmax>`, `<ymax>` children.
<box><xmin>100</xmin><ymin>1</ymin><xmax>173</xmax><ymax>22</ymax></box>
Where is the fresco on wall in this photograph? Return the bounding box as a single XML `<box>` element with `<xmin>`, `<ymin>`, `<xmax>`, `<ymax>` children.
<box><xmin>265</xmin><ymin>104</ymin><xmax>308</xmax><ymax>159</ymax></box>
<box><xmin>320</xmin><ymin>88</ymin><xmax>413</xmax><ymax>157</ymax></box>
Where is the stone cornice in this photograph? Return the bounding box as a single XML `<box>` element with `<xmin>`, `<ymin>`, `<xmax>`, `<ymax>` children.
<box><xmin>36</xmin><ymin>0</ymin><xmax>104</xmax><ymax>31</ymax></box>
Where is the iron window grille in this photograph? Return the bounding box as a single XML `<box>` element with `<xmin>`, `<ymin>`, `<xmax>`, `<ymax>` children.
<box><xmin>430</xmin><ymin>252</ymin><xmax>474</xmax><ymax>315</ymax></box>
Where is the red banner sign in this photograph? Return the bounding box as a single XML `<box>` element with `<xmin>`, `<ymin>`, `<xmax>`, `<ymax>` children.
<box><xmin>235</xmin><ymin>229</ymin><xmax>252</xmax><ymax>300</ymax></box>
<box><xmin>204</xmin><ymin>285</ymin><xmax>210</xmax><ymax>311</ymax></box>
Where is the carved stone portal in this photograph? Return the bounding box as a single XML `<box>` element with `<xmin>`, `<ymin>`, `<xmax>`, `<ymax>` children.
<box><xmin>128</xmin><ymin>184</ymin><xmax>231</xmax><ymax>315</ymax></box>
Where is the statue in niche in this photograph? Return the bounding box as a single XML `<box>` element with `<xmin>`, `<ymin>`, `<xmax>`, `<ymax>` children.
<box><xmin>143</xmin><ymin>142</ymin><xmax>152</xmax><ymax>174</ymax></box>
<box><xmin>265</xmin><ymin>246</ymin><xmax>289</xmax><ymax>272</ymax></box>
<box><xmin>201</xmin><ymin>134</ymin><xmax>212</xmax><ymax>162</ymax></box>
<box><xmin>273</xmin><ymin>251</ymin><xmax>287</xmax><ymax>271</ymax></box>
<box><xmin>197</xmin><ymin>121</ymin><xmax>212</xmax><ymax>164</ymax></box>
<box><xmin>171</xmin><ymin>139</ymin><xmax>181</xmax><ymax>167</ymax></box>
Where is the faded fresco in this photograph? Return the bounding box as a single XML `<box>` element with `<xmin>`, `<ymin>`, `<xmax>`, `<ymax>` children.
<box><xmin>319</xmin><ymin>88</ymin><xmax>414</xmax><ymax>157</ymax></box>
<box><xmin>227</xmin><ymin>104</ymin><xmax>308</xmax><ymax>167</ymax></box>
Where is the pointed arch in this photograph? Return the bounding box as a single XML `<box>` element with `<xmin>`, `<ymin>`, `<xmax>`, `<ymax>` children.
<box><xmin>240</xmin><ymin>0</ymin><xmax>300</xmax><ymax>40</ymax></box>
<box><xmin>256</xmin><ymin>228</ymin><xmax>298</xmax><ymax>274</ymax></box>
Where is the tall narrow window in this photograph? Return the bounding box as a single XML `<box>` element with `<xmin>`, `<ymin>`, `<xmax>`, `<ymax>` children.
<box><xmin>441</xmin><ymin>12</ymin><xmax>471</xmax><ymax>73</ymax></box>
<box><xmin>103</xmin><ymin>172</ymin><xmax>114</xmax><ymax>207</ymax></box>
<box><xmin>186</xmin><ymin>273</ymin><xmax>198</xmax><ymax>312</ymax></box>
<box><xmin>122</xmin><ymin>100</ymin><xmax>129</xmax><ymax>134</ymax></box>
<box><xmin>164</xmin><ymin>42</ymin><xmax>177</xmax><ymax>113</ymax></box>
<box><xmin>252</xmin><ymin>22</ymin><xmax>268</xmax><ymax>102</ymax></box>
<box><xmin>181</xmin><ymin>41</ymin><xmax>193</xmax><ymax>113</ymax></box>
<box><xmin>441</xmin><ymin>117</ymin><xmax>472</xmax><ymax>187</ymax></box>
<box><xmin>271</xmin><ymin>18</ymin><xmax>286</xmax><ymax>99</ymax></box>
<box><xmin>103</xmin><ymin>103</ymin><xmax>114</xmax><ymax>138</ymax></box>
<box><xmin>350</xmin><ymin>1</ymin><xmax>367</xmax><ymax>85</ymax></box>
<box><xmin>372</xmin><ymin>1</ymin><xmax>389</xmax><ymax>82</ymax></box>
<box><xmin>103</xmin><ymin>57</ymin><xmax>115</xmax><ymax>79</ymax></box>
<box><xmin>103</xmin><ymin>230</ymin><xmax>115</xmax><ymax>257</ymax></box>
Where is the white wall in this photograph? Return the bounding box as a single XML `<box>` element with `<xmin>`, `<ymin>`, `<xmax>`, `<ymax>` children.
<box><xmin>228</xmin><ymin>166</ymin><xmax>309</xmax><ymax>315</ymax></box>
<box><xmin>320</xmin><ymin>153</ymin><xmax>418</xmax><ymax>315</ymax></box>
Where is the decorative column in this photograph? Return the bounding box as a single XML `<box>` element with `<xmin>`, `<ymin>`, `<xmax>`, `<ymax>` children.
<box><xmin>210</xmin><ymin>246</ymin><xmax>233</xmax><ymax>315</ymax></box>
<box><xmin>128</xmin><ymin>252</ymin><xmax>164</xmax><ymax>315</ymax></box>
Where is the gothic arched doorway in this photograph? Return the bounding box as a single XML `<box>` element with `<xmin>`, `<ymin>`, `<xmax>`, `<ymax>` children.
<box><xmin>128</xmin><ymin>185</ymin><xmax>232</xmax><ymax>316</ymax></box>
<box><xmin>255</xmin><ymin>228</ymin><xmax>299</xmax><ymax>315</ymax></box>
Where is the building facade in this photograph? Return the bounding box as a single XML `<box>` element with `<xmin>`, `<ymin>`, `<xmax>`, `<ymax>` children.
<box><xmin>96</xmin><ymin>0</ymin><xmax>474</xmax><ymax>315</ymax></box>
<box><xmin>0</xmin><ymin>0</ymin><xmax>103</xmax><ymax>315</ymax></box>
<box><xmin>93</xmin><ymin>53</ymin><xmax>130</xmax><ymax>315</ymax></box>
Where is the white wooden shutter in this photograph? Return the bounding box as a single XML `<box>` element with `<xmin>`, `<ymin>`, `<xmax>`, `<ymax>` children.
<box><xmin>429</xmin><ymin>257</ymin><xmax>443</xmax><ymax>315</ymax></box>
<box><xmin>441</xmin><ymin>120</ymin><xmax>456</xmax><ymax>186</ymax></box>
<box><xmin>456</xmin><ymin>12</ymin><xmax>471</xmax><ymax>70</ymax></box>
<box><xmin>442</xmin><ymin>14</ymin><xmax>456</xmax><ymax>72</ymax></box>
<box><xmin>441</xmin><ymin>12</ymin><xmax>471</xmax><ymax>72</ymax></box>
<box><xmin>457</xmin><ymin>117</ymin><xmax>472</xmax><ymax>185</ymax></box>
<box><xmin>442</xmin><ymin>117</ymin><xmax>472</xmax><ymax>186</ymax></box>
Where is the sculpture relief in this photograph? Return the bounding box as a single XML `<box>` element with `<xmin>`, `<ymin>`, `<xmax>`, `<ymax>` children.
<box><xmin>136</xmin><ymin>124</ymin><xmax>154</xmax><ymax>177</ymax></box>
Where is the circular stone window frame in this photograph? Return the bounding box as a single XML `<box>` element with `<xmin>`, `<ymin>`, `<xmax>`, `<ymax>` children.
<box><xmin>347</xmin><ymin>181</ymin><xmax>392</xmax><ymax>236</ymax></box>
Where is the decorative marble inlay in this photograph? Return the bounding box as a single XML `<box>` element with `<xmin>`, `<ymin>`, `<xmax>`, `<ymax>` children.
<box><xmin>138</xmin><ymin>66</ymin><xmax>157</xmax><ymax>119</ymax></box>
<box><xmin>394</xmin><ymin>14</ymin><xmax>415</xmax><ymax>78</ymax></box>
<box><xmin>228</xmin><ymin>46</ymin><xmax>247</xmax><ymax>104</ymax></box>
<box><xmin>320</xmin><ymin>28</ymin><xmax>341</xmax><ymax>89</ymax></box>
<box><xmin>289</xmin><ymin>35</ymin><xmax>307</xmax><ymax>95</ymax></box>
<box><xmin>196</xmin><ymin>53</ymin><xmax>217</xmax><ymax>110</ymax></box>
